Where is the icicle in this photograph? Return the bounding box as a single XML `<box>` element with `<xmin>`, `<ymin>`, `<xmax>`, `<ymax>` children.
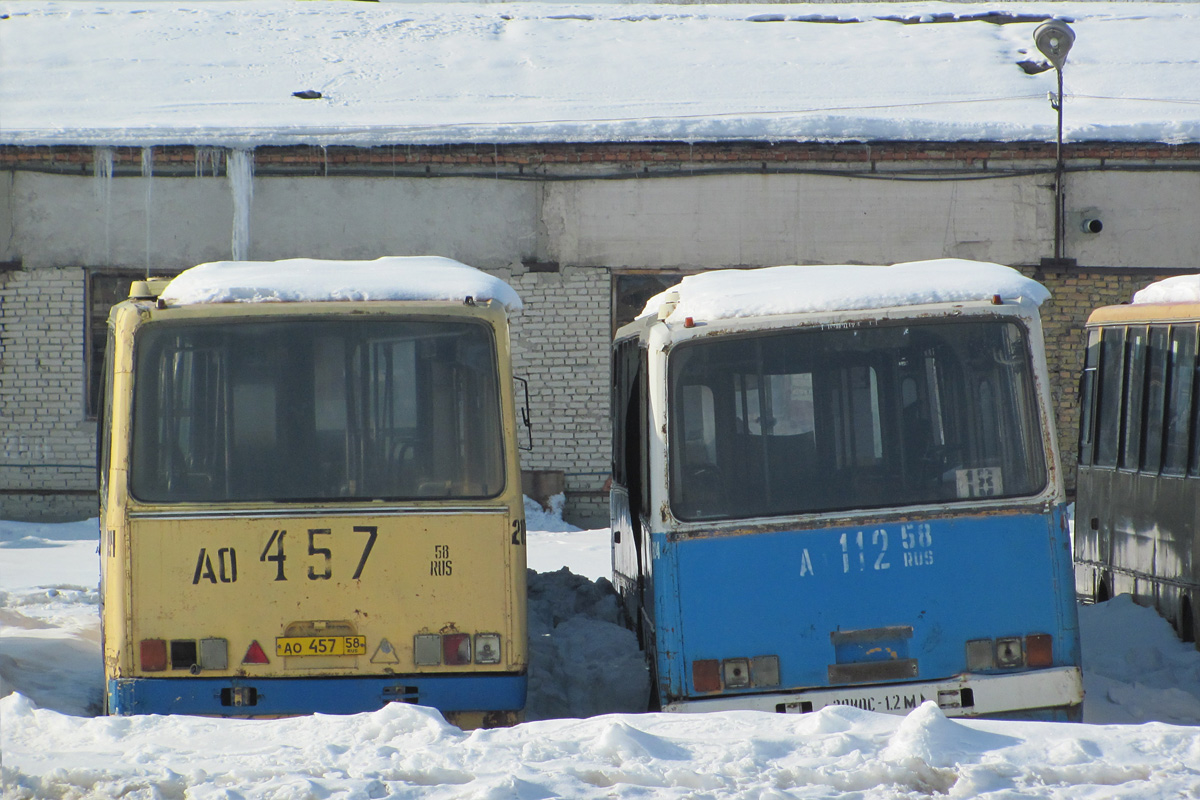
<box><xmin>141</xmin><ymin>147</ymin><xmax>154</xmax><ymax>277</ymax></box>
<box><xmin>195</xmin><ymin>147</ymin><xmax>222</xmax><ymax>178</ymax></box>
<box><xmin>93</xmin><ymin>147</ymin><xmax>114</xmax><ymax>263</ymax></box>
<box><xmin>228</xmin><ymin>149</ymin><xmax>255</xmax><ymax>261</ymax></box>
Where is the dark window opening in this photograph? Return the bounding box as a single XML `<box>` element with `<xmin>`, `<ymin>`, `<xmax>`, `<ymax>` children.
<box><xmin>130</xmin><ymin>318</ymin><xmax>504</xmax><ymax>503</ymax></box>
<box><xmin>668</xmin><ymin>319</ymin><xmax>1048</xmax><ymax>521</ymax></box>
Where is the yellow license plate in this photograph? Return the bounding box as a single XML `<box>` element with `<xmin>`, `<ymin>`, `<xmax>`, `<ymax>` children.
<box><xmin>276</xmin><ymin>635</ymin><xmax>367</xmax><ymax>657</ymax></box>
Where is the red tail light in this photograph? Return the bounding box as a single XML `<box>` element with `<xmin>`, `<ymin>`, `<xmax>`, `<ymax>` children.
<box><xmin>443</xmin><ymin>633</ymin><xmax>471</xmax><ymax>666</ymax></box>
<box><xmin>693</xmin><ymin>659</ymin><xmax>721</xmax><ymax>692</ymax></box>
<box><xmin>140</xmin><ymin>639</ymin><xmax>167</xmax><ymax>672</ymax></box>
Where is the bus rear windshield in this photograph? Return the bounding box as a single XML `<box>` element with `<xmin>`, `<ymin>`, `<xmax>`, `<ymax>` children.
<box><xmin>668</xmin><ymin>319</ymin><xmax>1047</xmax><ymax>520</ymax></box>
<box><xmin>130</xmin><ymin>318</ymin><xmax>505</xmax><ymax>503</ymax></box>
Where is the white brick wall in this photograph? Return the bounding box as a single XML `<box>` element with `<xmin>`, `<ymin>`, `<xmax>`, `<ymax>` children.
<box><xmin>0</xmin><ymin>268</ymin><xmax>96</xmax><ymax>520</ymax></box>
<box><xmin>506</xmin><ymin>266</ymin><xmax>612</xmax><ymax>527</ymax></box>
<box><xmin>0</xmin><ymin>264</ymin><xmax>618</xmax><ymax>526</ymax></box>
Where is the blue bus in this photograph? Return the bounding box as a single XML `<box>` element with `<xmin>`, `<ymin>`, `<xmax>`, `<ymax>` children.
<box><xmin>610</xmin><ymin>260</ymin><xmax>1082</xmax><ymax>719</ymax></box>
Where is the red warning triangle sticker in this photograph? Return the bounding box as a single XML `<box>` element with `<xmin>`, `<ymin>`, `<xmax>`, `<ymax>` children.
<box><xmin>242</xmin><ymin>640</ymin><xmax>270</xmax><ymax>664</ymax></box>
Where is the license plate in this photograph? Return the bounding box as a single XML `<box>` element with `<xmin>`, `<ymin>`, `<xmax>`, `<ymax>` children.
<box><xmin>783</xmin><ymin>687</ymin><xmax>930</xmax><ymax>715</ymax></box>
<box><xmin>276</xmin><ymin>635</ymin><xmax>367</xmax><ymax>657</ymax></box>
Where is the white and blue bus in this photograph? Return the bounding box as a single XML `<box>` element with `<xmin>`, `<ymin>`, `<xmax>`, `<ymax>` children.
<box><xmin>611</xmin><ymin>260</ymin><xmax>1082</xmax><ymax>720</ymax></box>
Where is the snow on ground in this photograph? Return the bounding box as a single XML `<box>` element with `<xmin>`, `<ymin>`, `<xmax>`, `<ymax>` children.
<box><xmin>3</xmin><ymin>510</ymin><xmax>1200</xmax><ymax>798</ymax></box>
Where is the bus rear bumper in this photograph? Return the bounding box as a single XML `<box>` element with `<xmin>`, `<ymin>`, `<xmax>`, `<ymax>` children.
<box><xmin>663</xmin><ymin>666</ymin><xmax>1083</xmax><ymax>721</ymax></box>
<box><xmin>107</xmin><ymin>673</ymin><xmax>526</xmax><ymax>719</ymax></box>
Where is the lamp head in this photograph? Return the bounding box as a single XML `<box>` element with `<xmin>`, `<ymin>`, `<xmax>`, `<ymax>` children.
<box><xmin>1034</xmin><ymin>20</ymin><xmax>1075</xmax><ymax>70</ymax></box>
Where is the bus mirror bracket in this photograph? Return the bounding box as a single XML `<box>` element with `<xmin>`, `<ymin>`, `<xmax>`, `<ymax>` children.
<box><xmin>515</xmin><ymin>376</ymin><xmax>533</xmax><ymax>451</ymax></box>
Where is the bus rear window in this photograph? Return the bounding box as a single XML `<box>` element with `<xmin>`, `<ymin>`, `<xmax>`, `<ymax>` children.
<box><xmin>130</xmin><ymin>318</ymin><xmax>505</xmax><ymax>503</ymax></box>
<box><xmin>668</xmin><ymin>319</ymin><xmax>1047</xmax><ymax>520</ymax></box>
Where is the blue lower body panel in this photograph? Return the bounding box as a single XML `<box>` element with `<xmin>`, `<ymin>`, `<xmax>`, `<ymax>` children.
<box><xmin>108</xmin><ymin>673</ymin><xmax>526</xmax><ymax>717</ymax></box>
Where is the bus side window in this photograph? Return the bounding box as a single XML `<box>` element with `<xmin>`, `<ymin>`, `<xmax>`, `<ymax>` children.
<box><xmin>1095</xmin><ymin>327</ymin><xmax>1127</xmax><ymax>468</ymax></box>
<box><xmin>1141</xmin><ymin>326</ymin><xmax>1170</xmax><ymax>473</ymax></box>
<box><xmin>1120</xmin><ymin>327</ymin><xmax>1147</xmax><ymax>471</ymax></box>
<box><xmin>1078</xmin><ymin>328</ymin><xmax>1101</xmax><ymax>467</ymax></box>
<box><xmin>1163</xmin><ymin>324</ymin><xmax>1196</xmax><ymax>476</ymax></box>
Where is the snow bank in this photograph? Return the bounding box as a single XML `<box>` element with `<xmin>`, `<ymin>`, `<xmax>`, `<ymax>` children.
<box><xmin>1131</xmin><ymin>274</ymin><xmax>1200</xmax><ymax>305</ymax></box>
<box><xmin>7</xmin><ymin>517</ymin><xmax>1200</xmax><ymax>799</ymax></box>
<box><xmin>524</xmin><ymin>493</ymin><xmax>579</xmax><ymax>534</ymax></box>
<box><xmin>6</xmin><ymin>691</ymin><xmax>1200</xmax><ymax>799</ymax></box>
<box><xmin>526</xmin><ymin>567</ymin><xmax>649</xmax><ymax>721</ymax></box>
<box><xmin>158</xmin><ymin>256</ymin><xmax>522</xmax><ymax>311</ymax></box>
<box><xmin>1079</xmin><ymin>595</ymin><xmax>1200</xmax><ymax>724</ymax></box>
<box><xmin>640</xmin><ymin>259</ymin><xmax>1050</xmax><ymax>324</ymax></box>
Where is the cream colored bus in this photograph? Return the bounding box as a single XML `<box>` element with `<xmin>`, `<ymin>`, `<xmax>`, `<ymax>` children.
<box><xmin>98</xmin><ymin>257</ymin><xmax>528</xmax><ymax>726</ymax></box>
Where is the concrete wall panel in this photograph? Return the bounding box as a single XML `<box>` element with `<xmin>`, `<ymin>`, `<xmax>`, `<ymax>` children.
<box><xmin>544</xmin><ymin>172</ymin><xmax>1048</xmax><ymax>268</ymax></box>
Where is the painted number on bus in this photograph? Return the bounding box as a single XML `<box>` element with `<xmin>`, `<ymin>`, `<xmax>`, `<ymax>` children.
<box><xmin>840</xmin><ymin>523</ymin><xmax>933</xmax><ymax>574</ymax></box>
<box><xmin>193</xmin><ymin>526</ymin><xmax>378</xmax><ymax>585</ymax></box>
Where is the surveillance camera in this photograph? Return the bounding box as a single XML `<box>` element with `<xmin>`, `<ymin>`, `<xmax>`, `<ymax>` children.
<box><xmin>1081</xmin><ymin>218</ymin><xmax>1103</xmax><ymax>234</ymax></box>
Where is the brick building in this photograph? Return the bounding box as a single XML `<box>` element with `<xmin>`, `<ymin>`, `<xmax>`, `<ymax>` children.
<box><xmin>3</xmin><ymin>4</ymin><xmax>1200</xmax><ymax>524</ymax></box>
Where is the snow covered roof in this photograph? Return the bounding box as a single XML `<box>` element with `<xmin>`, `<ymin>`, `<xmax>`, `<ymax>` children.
<box><xmin>640</xmin><ymin>259</ymin><xmax>1049</xmax><ymax>323</ymax></box>
<box><xmin>1131</xmin><ymin>274</ymin><xmax>1200</xmax><ymax>305</ymax></box>
<box><xmin>158</xmin><ymin>256</ymin><xmax>523</xmax><ymax>311</ymax></box>
<box><xmin>3</xmin><ymin>2</ymin><xmax>1200</xmax><ymax>147</ymax></box>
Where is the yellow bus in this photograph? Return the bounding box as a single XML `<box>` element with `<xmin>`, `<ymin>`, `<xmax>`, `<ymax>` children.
<box><xmin>1075</xmin><ymin>275</ymin><xmax>1200</xmax><ymax>647</ymax></box>
<box><xmin>98</xmin><ymin>257</ymin><xmax>529</xmax><ymax>725</ymax></box>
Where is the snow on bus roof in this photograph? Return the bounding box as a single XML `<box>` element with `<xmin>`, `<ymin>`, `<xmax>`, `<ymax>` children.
<box><xmin>159</xmin><ymin>256</ymin><xmax>522</xmax><ymax>311</ymax></box>
<box><xmin>640</xmin><ymin>259</ymin><xmax>1048</xmax><ymax>324</ymax></box>
<box><xmin>1131</xmin><ymin>274</ymin><xmax>1200</xmax><ymax>305</ymax></box>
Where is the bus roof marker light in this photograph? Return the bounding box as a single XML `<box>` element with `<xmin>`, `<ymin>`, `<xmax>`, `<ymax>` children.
<box><xmin>242</xmin><ymin>640</ymin><xmax>270</xmax><ymax>665</ymax></box>
<box><xmin>992</xmin><ymin>294</ymin><xmax>1003</xmax><ymax>305</ymax></box>
<box><xmin>657</xmin><ymin>291</ymin><xmax>680</xmax><ymax>321</ymax></box>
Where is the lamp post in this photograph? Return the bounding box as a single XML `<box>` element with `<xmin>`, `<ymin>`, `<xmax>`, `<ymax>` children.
<box><xmin>1034</xmin><ymin>20</ymin><xmax>1075</xmax><ymax>264</ymax></box>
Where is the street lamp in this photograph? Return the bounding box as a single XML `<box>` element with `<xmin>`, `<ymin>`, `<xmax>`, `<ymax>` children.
<box><xmin>1034</xmin><ymin>19</ymin><xmax>1075</xmax><ymax>264</ymax></box>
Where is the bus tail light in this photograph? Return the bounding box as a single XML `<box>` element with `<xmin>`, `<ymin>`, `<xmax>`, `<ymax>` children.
<box><xmin>474</xmin><ymin>633</ymin><xmax>501</xmax><ymax>664</ymax></box>
<box><xmin>693</xmin><ymin>659</ymin><xmax>721</xmax><ymax>692</ymax></box>
<box><xmin>722</xmin><ymin>658</ymin><xmax>751</xmax><ymax>688</ymax></box>
<box><xmin>140</xmin><ymin>639</ymin><xmax>167</xmax><ymax>672</ymax></box>
<box><xmin>752</xmin><ymin>655</ymin><xmax>781</xmax><ymax>688</ymax></box>
<box><xmin>200</xmin><ymin>638</ymin><xmax>228</xmax><ymax>670</ymax></box>
<box><xmin>443</xmin><ymin>634</ymin><xmax>472</xmax><ymax>666</ymax></box>
<box><xmin>1026</xmin><ymin>634</ymin><xmax>1053</xmax><ymax>667</ymax></box>
<box><xmin>242</xmin><ymin>640</ymin><xmax>270</xmax><ymax>665</ymax></box>
<box><xmin>414</xmin><ymin>634</ymin><xmax>441</xmax><ymax>666</ymax></box>
<box><xmin>966</xmin><ymin>638</ymin><xmax>994</xmax><ymax>671</ymax></box>
<box><xmin>966</xmin><ymin>634</ymin><xmax>1053</xmax><ymax>671</ymax></box>
<box><xmin>995</xmin><ymin>637</ymin><xmax>1023</xmax><ymax>668</ymax></box>
<box><xmin>694</xmin><ymin>656</ymin><xmax>781</xmax><ymax>692</ymax></box>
